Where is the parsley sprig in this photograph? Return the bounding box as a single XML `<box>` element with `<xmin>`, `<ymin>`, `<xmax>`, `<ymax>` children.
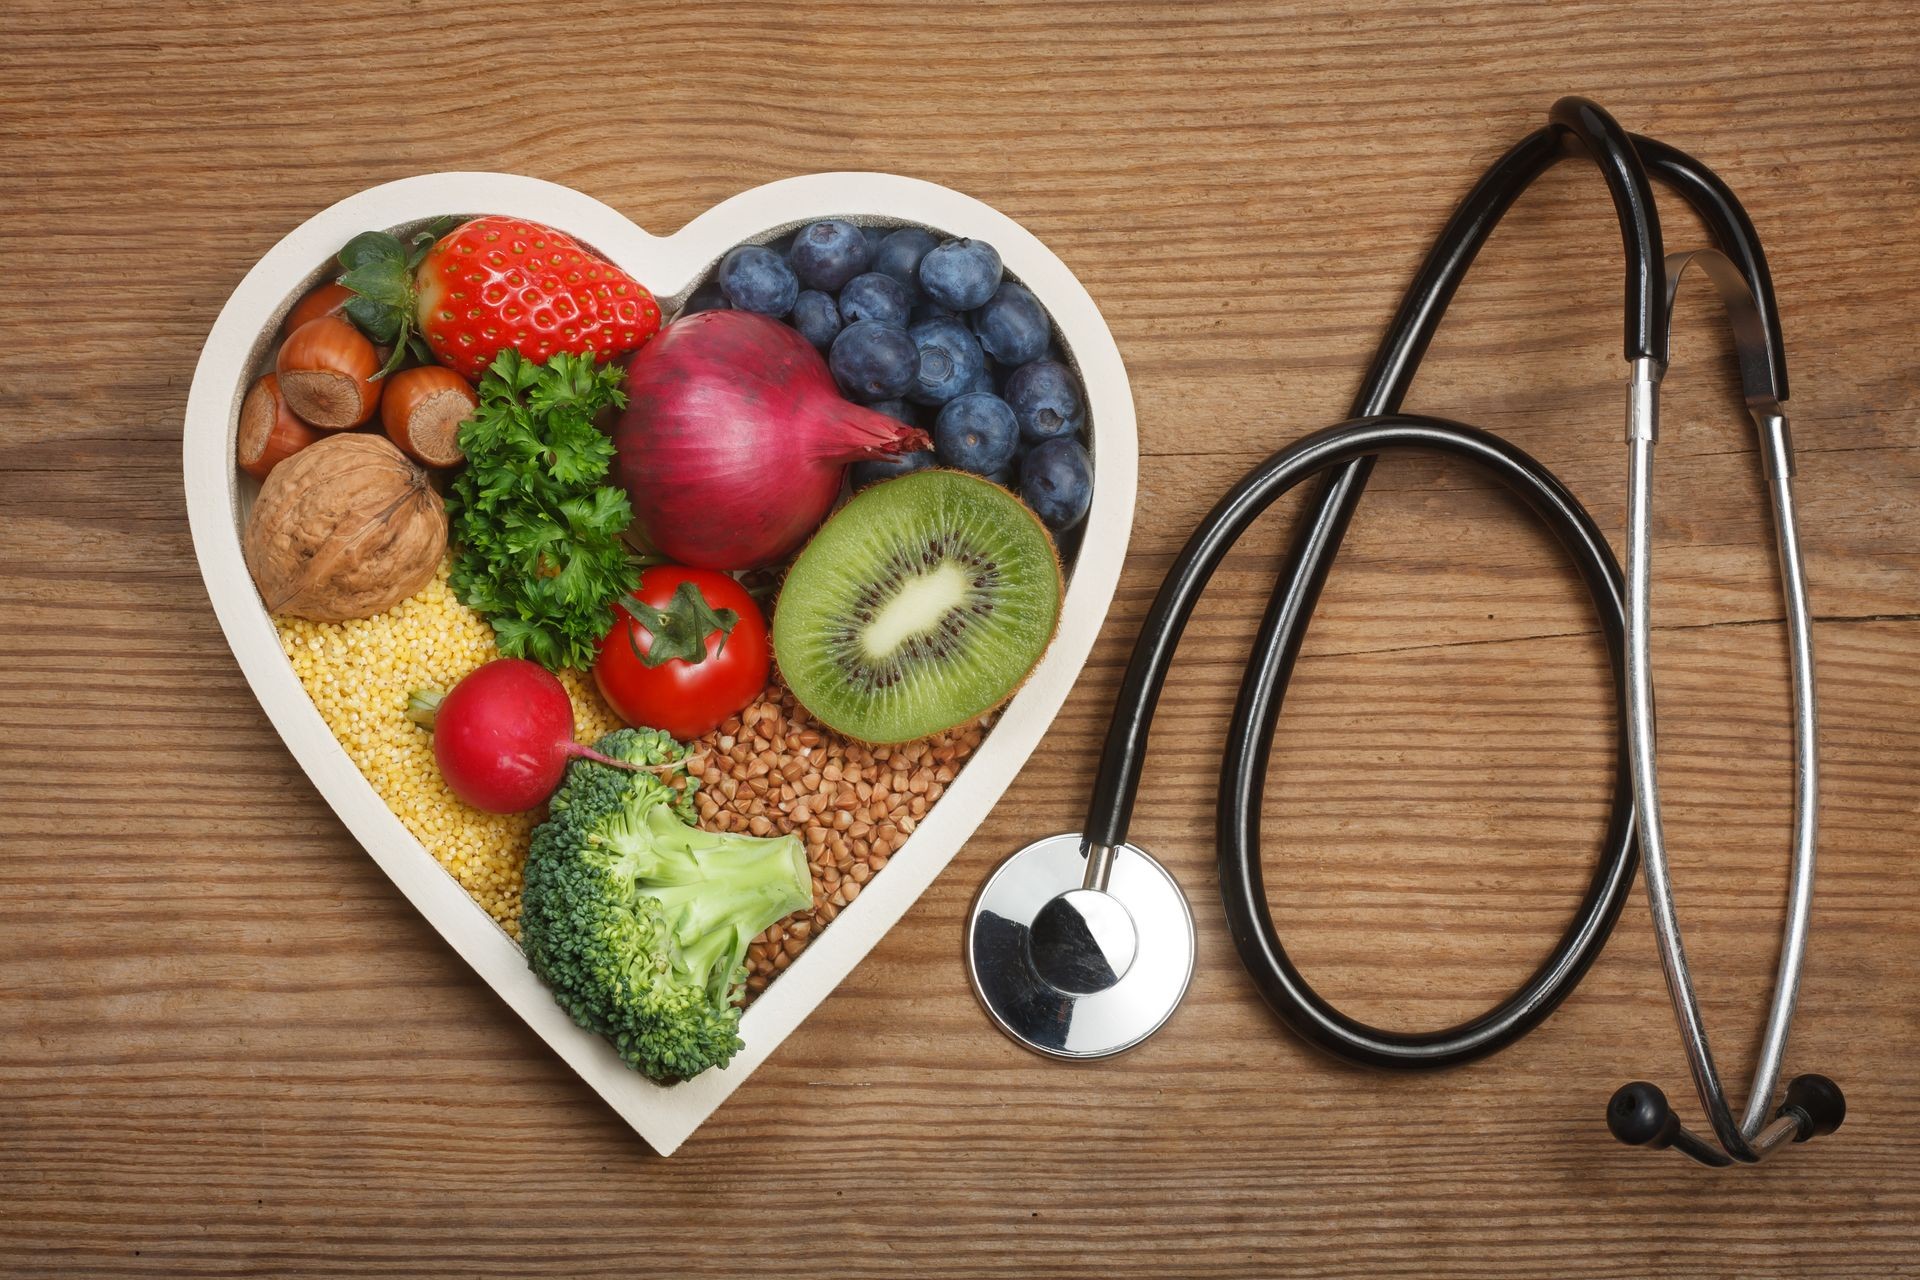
<box><xmin>446</xmin><ymin>350</ymin><xmax>639</xmax><ymax>670</ymax></box>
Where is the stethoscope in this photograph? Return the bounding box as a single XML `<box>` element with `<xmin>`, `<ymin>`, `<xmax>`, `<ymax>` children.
<box><xmin>966</xmin><ymin>98</ymin><xmax>1843</xmax><ymax>1167</ymax></box>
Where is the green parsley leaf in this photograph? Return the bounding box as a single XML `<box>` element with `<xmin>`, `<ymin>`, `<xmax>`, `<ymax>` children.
<box><xmin>445</xmin><ymin>351</ymin><xmax>638</xmax><ymax>670</ymax></box>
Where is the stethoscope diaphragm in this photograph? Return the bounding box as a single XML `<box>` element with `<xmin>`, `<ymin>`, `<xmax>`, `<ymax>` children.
<box><xmin>966</xmin><ymin>834</ymin><xmax>1193</xmax><ymax>1060</ymax></box>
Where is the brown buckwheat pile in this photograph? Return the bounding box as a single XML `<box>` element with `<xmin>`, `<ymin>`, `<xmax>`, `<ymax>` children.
<box><xmin>687</xmin><ymin>683</ymin><xmax>984</xmax><ymax>1000</ymax></box>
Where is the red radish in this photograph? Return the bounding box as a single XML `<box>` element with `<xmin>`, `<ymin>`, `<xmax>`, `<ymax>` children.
<box><xmin>613</xmin><ymin>310</ymin><xmax>931</xmax><ymax>569</ymax></box>
<box><xmin>408</xmin><ymin>658</ymin><xmax>641</xmax><ymax>813</ymax></box>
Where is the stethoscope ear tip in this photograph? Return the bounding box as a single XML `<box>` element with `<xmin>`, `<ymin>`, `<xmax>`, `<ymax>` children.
<box><xmin>1781</xmin><ymin>1073</ymin><xmax>1846</xmax><ymax>1142</ymax></box>
<box><xmin>1607</xmin><ymin>1081</ymin><xmax>1679</xmax><ymax>1149</ymax></box>
<box><xmin>1607</xmin><ymin>1073</ymin><xmax>1845</xmax><ymax>1165</ymax></box>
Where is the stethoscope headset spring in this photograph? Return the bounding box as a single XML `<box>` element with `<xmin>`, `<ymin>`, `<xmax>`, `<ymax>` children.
<box><xmin>966</xmin><ymin>97</ymin><xmax>1842</xmax><ymax>1167</ymax></box>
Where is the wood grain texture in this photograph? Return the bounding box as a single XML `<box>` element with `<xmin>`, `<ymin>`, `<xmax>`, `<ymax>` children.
<box><xmin>3</xmin><ymin>1</ymin><xmax>1917</xmax><ymax>1275</ymax></box>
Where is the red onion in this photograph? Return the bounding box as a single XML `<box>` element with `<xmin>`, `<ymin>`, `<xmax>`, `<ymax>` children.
<box><xmin>613</xmin><ymin>310</ymin><xmax>930</xmax><ymax>569</ymax></box>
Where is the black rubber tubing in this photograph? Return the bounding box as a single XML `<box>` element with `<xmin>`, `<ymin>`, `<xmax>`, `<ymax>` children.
<box><xmin>1212</xmin><ymin>418</ymin><xmax>1633</xmax><ymax>1067</ymax></box>
<box><xmin>1086</xmin><ymin>96</ymin><xmax>1668</xmax><ymax>851</ymax></box>
<box><xmin>1210</xmin><ymin>98</ymin><xmax>1660</xmax><ymax>1068</ymax></box>
<box><xmin>1082</xmin><ymin>99</ymin><xmax>1788</xmax><ymax>1068</ymax></box>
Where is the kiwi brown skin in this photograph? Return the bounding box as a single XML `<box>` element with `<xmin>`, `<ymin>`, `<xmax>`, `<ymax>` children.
<box><xmin>769</xmin><ymin>467</ymin><xmax>1065</xmax><ymax>747</ymax></box>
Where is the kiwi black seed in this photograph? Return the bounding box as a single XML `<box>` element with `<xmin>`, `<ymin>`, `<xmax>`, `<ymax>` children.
<box><xmin>772</xmin><ymin>469</ymin><xmax>1065</xmax><ymax>744</ymax></box>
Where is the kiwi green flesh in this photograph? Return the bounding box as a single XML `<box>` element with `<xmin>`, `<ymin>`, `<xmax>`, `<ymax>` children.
<box><xmin>774</xmin><ymin>470</ymin><xmax>1064</xmax><ymax>744</ymax></box>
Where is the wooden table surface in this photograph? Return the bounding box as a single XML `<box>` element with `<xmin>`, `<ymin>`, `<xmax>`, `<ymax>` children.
<box><xmin>5</xmin><ymin>2</ymin><xmax>1917</xmax><ymax>1275</ymax></box>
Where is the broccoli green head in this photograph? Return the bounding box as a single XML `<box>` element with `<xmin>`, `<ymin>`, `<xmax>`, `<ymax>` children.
<box><xmin>519</xmin><ymin>728</ymin><xmax>813</xmax><ymax>1082</ymax></box>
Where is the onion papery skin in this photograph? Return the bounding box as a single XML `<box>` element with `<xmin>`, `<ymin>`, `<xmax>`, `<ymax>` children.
<box><xmin>614</xmin><ymin>310</ymin><xmax>930</xmax><ymax>569</ymax></box>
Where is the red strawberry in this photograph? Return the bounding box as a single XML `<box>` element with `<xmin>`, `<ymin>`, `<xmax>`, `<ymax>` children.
<box><xmin>335</xmin><ymin>216</ymin><xmax>662</xmax><ymax>381</ymax></box>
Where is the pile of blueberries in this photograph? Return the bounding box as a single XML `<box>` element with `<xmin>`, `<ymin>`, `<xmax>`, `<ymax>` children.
<box><xmin>684</xmin><ymin>219</ymin><xmax>1095</xmax><ymax>540</ymax></box>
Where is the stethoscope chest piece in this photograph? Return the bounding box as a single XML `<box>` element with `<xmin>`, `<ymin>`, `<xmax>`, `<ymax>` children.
<box><xmin>966</xmin><ymin>834</ymin><xmax>1194</xmax><ymax>1059</ymax></box>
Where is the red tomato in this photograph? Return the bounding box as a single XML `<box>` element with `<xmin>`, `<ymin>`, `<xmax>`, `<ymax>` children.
<box><xmin>594</xmin><ymin>566</ymin><xmax>769</xmax><ymax>740</ymax></box>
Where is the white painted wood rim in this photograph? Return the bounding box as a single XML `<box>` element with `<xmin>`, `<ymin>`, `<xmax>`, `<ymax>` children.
<box><xmin>182</xmin><ymin>172</ymin><xmax>1137</xmax><ymax>1155</ymax></box>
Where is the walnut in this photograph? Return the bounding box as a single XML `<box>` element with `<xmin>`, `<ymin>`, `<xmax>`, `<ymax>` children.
<box><xmin>244</xmin><ymin>433</ymin><xmax>447</xmax><ymax>621</ymax></box>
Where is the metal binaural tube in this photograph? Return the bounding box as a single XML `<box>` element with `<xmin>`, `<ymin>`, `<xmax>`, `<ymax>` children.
<box><xmin>1741</xmin><ymin>455</ymin><xmax>1820</xmax><ymax>1138</ymax></box>
<box><xmin>1621</xmin><ymin>384</ymin><xmax>1756</xmax><ymax>1159</ymax></box>
<box><xmin>1618</xmin><ymin>250</ymin><xmax>1827</xmax><ymax>1163</ymax></box>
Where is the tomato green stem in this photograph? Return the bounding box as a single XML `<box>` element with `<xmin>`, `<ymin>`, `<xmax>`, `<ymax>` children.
<box><xmin>623</xmin><ymin>580</ymin><xmax>739</xmax><ymax>668</ymax></box>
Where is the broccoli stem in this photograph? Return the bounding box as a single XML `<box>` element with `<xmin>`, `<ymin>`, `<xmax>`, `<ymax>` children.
<box><xmin>609</xmin><ymin>803</ymin><xmax>813</xmax><ymax>999</ymax></box>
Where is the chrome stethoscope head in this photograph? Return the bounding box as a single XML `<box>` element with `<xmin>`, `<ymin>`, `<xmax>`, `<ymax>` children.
<box><xmin>966</xmin><ymin>834</ymin><xmax>1193</xmax><ymax>1060</ymax></box>
<box><xmin>964</xmin><ymin>97</ymin><xmax>1843</xmax><ymax>1166</ymax></box>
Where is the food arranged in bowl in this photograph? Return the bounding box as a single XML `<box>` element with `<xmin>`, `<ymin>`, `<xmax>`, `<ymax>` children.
<box><xmin>238</xmin><ymin>209</ymin><xmax>1094</xmax><ymax>1084</ymax></box>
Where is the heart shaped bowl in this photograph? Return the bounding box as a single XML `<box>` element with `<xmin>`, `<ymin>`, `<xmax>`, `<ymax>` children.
<box><xmin>182</xmin><ymin>172</ymin><xmax>1137</xmax><ymax>1154</ymax></box>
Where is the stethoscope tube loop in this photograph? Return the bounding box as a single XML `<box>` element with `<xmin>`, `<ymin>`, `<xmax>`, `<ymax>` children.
<box><xmin>1210</xmin><ymin>416</ymin><xmax>1637</xmax><ymax>1068</ymax></box>
<box><xmin>1547</xmin><ymin>96</ymin><xmax>1668</xmax><ymax>365</ymax></box>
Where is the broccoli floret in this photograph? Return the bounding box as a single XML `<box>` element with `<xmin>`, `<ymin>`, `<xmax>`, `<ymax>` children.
<box><xmin>520</xmin><ymin>727</ymin><xmax>813</xmax><ymax>1081</ymax></box>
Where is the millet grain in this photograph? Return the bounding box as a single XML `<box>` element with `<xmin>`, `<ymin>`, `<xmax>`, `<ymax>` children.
<box><xmin>275</xmin><ymin>559</ymin><xmax>625</xmax><ymax>937</ymax></box>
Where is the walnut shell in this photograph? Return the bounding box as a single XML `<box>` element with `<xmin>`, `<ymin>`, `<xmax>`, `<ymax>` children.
<box><xmin>244</xmin><ymin>432</ymin><xmax>447</xmax><ymax>621</ymax></box>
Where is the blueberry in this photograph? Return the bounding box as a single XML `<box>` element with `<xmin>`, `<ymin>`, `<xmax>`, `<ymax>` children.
<box><xmin>918</xmin><ymin>238</ymin><xmax>1002</xmax><ymax>311</ymax></box>
<box><xmin>934</xmin><ymin>393</ymin><xmax>1020</xmax><ymax>476</ymax></box>
<box><xmin>910</xmin><ymin>300</ymin><xmax>956</xmax><ymax>326</ymax></box>
<box><xmin>1020</xmin><ymin>437</ymin><xmax>1094</xmax><ymax>530</ymax></box>
<box><xmin>789</xmin><ymin>290</ymin><xmax>842</xmax><ymax>350</ymax></box>
<box><xmin>906</xmin><ymin>316</ymin><xmax>987</xmax><ymax>406</ymax></box>
<box><xmin>849</xmin><ymin>449</ymin><xmax>935</xmax><ymax>492</ymax></box>
<box><xmin>1005</xmin><ymin>359</ymin><xmax>1085</xmax><ymax>443</ymax></box>
<box><xmin>868</xmin><ymin>397</ymin><xmax>922</xmax><ymax>427</ymax></box>
<box><xmin>789</xmin><ymin>220</ymin><xmax>870</xmax><ymax>292</ymax></box>
<box><xmin>862</xmin><ymin>225</ymin><xmax>886</xmax><ymax>260</ymax></box>
<box><xmin>679</xmin><ymin>282</ymin><xmax>730</xmax><ymax>315</ymax></box>
<box><xmin>971</xmin><ymin>281</ymin><xmax>1051</xmax><ymax>365</ymax></box>
<box><xmin>984</xmin><ymin>466</ymin><xmax>1017</xmax><ymax>488</ymax></box>
<box><xmin>718</xmin><ymin>244</ymin><xmax>798</xmax><ymax>316</ymax></box>
<box><xmin>873</xmin><ymin>227</ymin><xmax>938</xmax><ymax>297</ymax></box>
<box><xmin>837</xmin><ymin>272</ymin><xmax>912</xmax><ymax>328</ymax></box>
<box><xmin>829</xmin><ymin>321</ymin><xmax>919</xmax><ymax>402</ymax></box>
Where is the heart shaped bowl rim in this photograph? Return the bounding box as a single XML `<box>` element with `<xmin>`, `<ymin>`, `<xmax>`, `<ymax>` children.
<box><xmin>182</xmin><ymin>171</ymin><xmax>1137</xmax><ymax>1154</ymax></box>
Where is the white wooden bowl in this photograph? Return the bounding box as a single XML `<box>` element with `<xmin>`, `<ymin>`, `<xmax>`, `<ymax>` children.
<box><xmin>182</xmin><ymin>172</ymin><xmax>1137</xmax><ymax>1154</ymax></box>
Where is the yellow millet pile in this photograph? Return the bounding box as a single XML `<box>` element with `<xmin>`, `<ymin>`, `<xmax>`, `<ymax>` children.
<box><xmin>275</xmin><ymin>558</ymin><xmax>624</xmax><ymax>937</ymax></box>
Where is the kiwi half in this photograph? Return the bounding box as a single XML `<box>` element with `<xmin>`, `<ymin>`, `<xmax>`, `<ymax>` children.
<box><xmin>774</xmin><ymin>470</ymin><xmax>1064</xmax><ymax>744</ymax></box>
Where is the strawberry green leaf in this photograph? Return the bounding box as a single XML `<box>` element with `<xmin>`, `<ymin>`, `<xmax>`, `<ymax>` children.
<box><xmin>338</xmin><ymin>260</ymin><xmax>414</xmax><ymax>310</ymax></box>
<box><xmin>341</xmin><ymin>293</ymin><xmax>400</xmax><ymax>343</ymax></box>
<box><xmin>339</xmin><ymin>230</ymin><xmax>407</xmax><ymax>270</ymax></box>
<box><xmin>406</xmin><ymin>217</ymin><xmax>459</xmax><ymax>268</ymax></box>
<box><xmin>335</xmin><ymin>225</ymin><xmax>425</xmax><ymax>369</ymax></box>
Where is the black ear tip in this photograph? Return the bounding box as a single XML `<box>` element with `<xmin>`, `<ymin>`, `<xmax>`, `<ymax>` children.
<box><xmin>1608</xmin><ymin>1080</ymin><xmax>1678</xmax><ymax>1147</ymax></box>
<box><xmin>1782</xmin><ymin>1074</ymin><xmax>1846</xmax><ymax>1141</ymax></box>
